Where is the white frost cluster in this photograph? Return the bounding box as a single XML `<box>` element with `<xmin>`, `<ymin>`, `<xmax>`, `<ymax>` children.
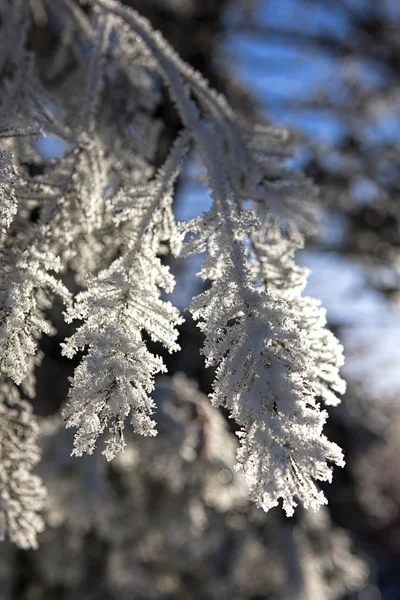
<box><xmin>183</xmin><ymin>203</ymin><xmax>344</xmax><ymax>515</ymax></box>
<box><xmin>62</xmin><ymin>249</ymin><xmax>183</xmax><ymax>460</ymax></box>
<box><xmin>0</xmin><ymin>0</ymin><xmax>347</xmax><ymax>547</ymax></box>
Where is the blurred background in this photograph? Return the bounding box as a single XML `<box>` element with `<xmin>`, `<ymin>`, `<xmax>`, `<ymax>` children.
<box><xmin>5</xmin><ymin>0</ymin><xmax>400</xmax><ymax>598</ymax></box>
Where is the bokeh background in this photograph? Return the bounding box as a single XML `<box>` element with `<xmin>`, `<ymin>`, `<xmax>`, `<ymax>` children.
<box><xmin>4</xmin><ymin>0</ymin><xmax>400</xmax><ymax>598</ymax></box>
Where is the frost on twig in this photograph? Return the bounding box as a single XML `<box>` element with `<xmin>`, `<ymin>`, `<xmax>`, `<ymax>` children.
<box><xmin>91</xmin><ymin>0</ymin><xmax>345</xmax><ymax>514</ymax></box>
<box><xmin>0</xmin><ymin>0</ymin><xmax>346</xmax><ymax>530</ymax></box>
<box><xmin>62</xmin><ymin>249</ymin><xmax>183</xmax><ymax>461</ymax></box>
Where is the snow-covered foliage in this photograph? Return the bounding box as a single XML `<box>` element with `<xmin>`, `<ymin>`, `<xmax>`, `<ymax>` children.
<box><xmin>0</xmin><ymin>0</ymin><xmax>345</xmax><ymax>547</ymax></box>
